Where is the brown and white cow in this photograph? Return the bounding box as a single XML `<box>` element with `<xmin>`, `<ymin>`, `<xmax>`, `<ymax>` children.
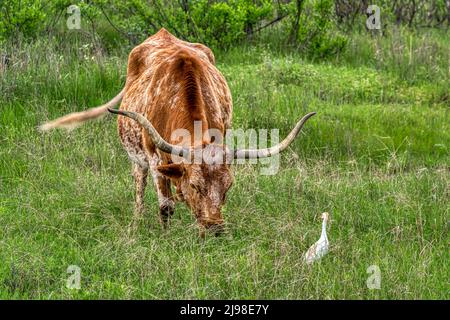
<box><xmin>40</xmin><ymin>28</ymin><xmax>315</xmax><ymax>236</ymax></box>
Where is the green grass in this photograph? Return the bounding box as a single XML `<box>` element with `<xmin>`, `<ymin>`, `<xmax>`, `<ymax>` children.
<box><xmin>0</xmin><ymin>29</ymin><xmax>449</xmax><ymax>299</ymax></box>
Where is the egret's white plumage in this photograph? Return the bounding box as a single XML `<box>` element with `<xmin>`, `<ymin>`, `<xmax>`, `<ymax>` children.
<box><xmin>304</xmin><ymin>212</ymin><xmax>329</xmax><ymax>264</ymax></box>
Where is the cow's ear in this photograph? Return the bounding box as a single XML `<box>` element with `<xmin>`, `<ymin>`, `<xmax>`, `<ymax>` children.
<box><xmin>156</xmin><ymin>164</ymin><xmax>185</xmax><ymax>180</ymax></box>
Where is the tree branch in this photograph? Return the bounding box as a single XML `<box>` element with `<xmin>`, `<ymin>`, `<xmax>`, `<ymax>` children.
<box><xmin>253</xmin><ymin>14</ymin><xmax>288</xmax><ymax>34</ymax></box>
<box><xmin>100</xmin><ymin>6</ymin><xmax>136</xmax><ymax>44</ymax></box>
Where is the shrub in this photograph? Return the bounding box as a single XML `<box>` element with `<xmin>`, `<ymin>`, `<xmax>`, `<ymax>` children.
<box><xmin>0</xmin><ymin>0</ymin><xmax>349</xmax><ymax>54</ymax></box>
<box><xmin>103</xmin><ymin>0</ymin><xmax>274</xmax><ymax>48</ymax></box>
<box><xmin>0</xmin><ymin>0</ymin><xmax>47</xmax><ymax>40</ymax></box>
<box><xmin>289</xmin><ymin>0</ymin><xmax>348</xmax><ymax>58</ymax></box>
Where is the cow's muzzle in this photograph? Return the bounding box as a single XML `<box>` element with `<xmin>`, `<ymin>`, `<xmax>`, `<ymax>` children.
<box><xmin>199</xmin><ymin>218</ymin><xmax>224</xmax><ymax>237</ymax></box>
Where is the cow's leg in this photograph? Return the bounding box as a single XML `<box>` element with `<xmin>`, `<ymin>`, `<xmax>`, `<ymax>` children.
<box><xmin>149</xmin><ymin>154</ymin><xmax>175</xmax><ymax>228</ymax></box>
<box><xmin>133</xmin><ymin>164</ymin><xmax>148</xmax><ymax>219</ymax></box>
<box><xmin>155</xmin><ymin>177</ymin><xmax>175</xmax><ymax>227</ymax></box>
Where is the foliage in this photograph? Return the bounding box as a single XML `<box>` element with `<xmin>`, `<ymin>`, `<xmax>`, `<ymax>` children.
<box><xmin>0</xmin><ymin>0</ymin><xmax>47</xmax><ymax>40</ymax></box>
<box><xmin>335</xmin><ymin>0</ymin><xmax>450</xmax><ymax>30</ymax></box>
<box><xmin>0</xmin><ymin>0</ymin><xmax>349</xmax><ymax>56</ymax></box>
<box><xmin>1</xmin><ymin>0</ymin><xmax>449</xmax><ymax>55</ymax></box>
<box><xmin>102</xmin><ymin>0</ymin><xmax>275</xmax><ymax>47</ymax></box>
<box><xmin>287</xmin><ymin>0</ymin><xmax>348</xmax><ymax>58</ymax></box>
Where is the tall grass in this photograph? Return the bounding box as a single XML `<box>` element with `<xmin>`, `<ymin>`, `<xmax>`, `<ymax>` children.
<box><xmin>0</xmin><ymin>27</ymin><xmax>448</xmax><ymax>299</ymax></box>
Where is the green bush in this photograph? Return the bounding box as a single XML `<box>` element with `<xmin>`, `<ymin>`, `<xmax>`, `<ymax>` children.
<box><xmin>289</xmin><ymin>0</ymin><xmax>348</xmax><ymax>58</ymax></box>
<box><xmin>189</xmin><ymin>0</ymin><xmax>273</xmax><ymax>47</ymax></box>
<box><xmin>0</xmin><ymin>0</ymin><xmax>347</xmax><ymax>53</ymax></box>
<box><xmin>0</xmin><ymin>0</ymin><xmax>47</xmax><ymax>40</ymax></box>
<box><xmin>103</xmin><ymin>0</ymin><xmax>274</xmax><ymax>48</ymax></box>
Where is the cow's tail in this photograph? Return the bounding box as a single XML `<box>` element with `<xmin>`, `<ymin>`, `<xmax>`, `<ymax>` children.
<box><xmin>39</xmin><ymin>88</ymin><xmax>125</xmax><ymax>131</ymax></box>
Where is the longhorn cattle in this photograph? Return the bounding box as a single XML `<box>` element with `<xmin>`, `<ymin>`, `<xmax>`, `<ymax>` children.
<box><xmin>40</xmin><ymin>28</ymin><xmax>315</xmax><ymax>236</ymax></box>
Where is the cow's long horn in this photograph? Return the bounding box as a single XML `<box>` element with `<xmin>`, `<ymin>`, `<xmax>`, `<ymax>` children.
<box><xmin>107</xmin><ymin>109</ymin><xmax>190</xmax><ymax>158</ymax></box>
<box><xmin>233</xmin><ymin>112</ymin><xmax>316</xmax><ymax>159</ymax></box>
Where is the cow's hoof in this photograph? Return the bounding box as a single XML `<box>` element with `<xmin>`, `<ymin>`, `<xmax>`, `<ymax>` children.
<box><xmin>159</xmin><ymin>204</ymin><xmax>174</xmax><ymax>228</ymax></box>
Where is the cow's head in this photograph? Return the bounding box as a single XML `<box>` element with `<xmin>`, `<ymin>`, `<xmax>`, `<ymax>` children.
<box><xmin>108</xmin><ymin>108</ymin><xmax>315</xmax><ymax>236</ymax></box>
<box><xmin>156</xmin><ymin>156</ymin><xmax>233</xmax><ymax>235</ymax></box>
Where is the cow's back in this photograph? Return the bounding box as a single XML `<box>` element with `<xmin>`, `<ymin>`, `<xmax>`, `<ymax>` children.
<box><xmin>117</xmin><ymin>29</ymin><xmax>232</xmax><ymax>166</ymax></box>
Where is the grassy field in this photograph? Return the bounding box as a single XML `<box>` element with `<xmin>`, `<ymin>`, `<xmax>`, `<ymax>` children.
<box><xmin>0</xmin><ymin>28</ymin><xmax>449</xmax><ymax>299</ymax></box>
